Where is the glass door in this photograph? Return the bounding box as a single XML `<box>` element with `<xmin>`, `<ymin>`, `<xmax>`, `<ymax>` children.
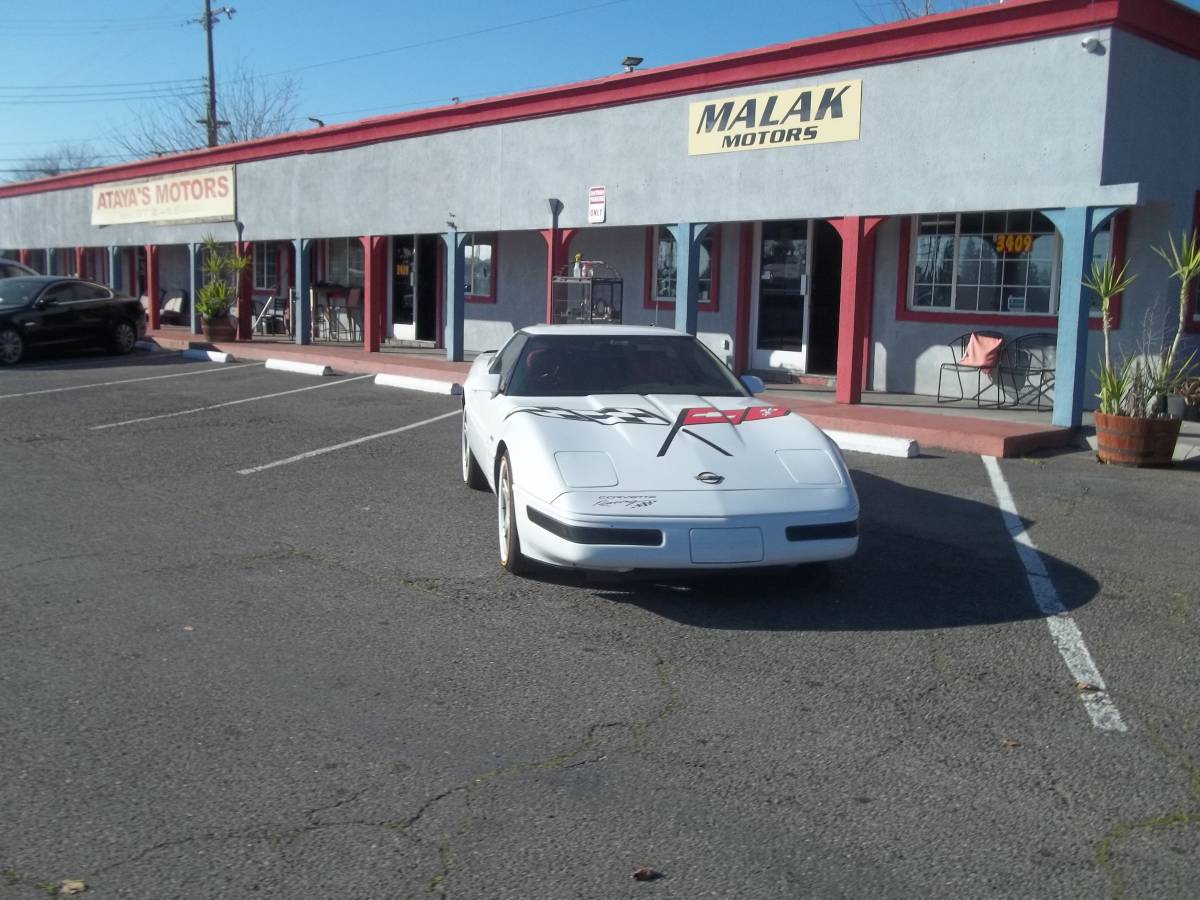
<box><xmin>391</xmin><ymin>235</ymin><xmax>416</xmax><ymax>341</ymax></box>
<box><xmin>751</xmin><ymin>220</ymin><xmax>812</xmax><ymax>372</ymax></box>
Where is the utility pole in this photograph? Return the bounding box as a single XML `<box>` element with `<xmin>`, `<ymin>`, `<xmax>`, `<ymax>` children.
<box><xmin>196</xmin><ymin>1</ymin><xmax>236</xmax><ymax>147</ymax></box>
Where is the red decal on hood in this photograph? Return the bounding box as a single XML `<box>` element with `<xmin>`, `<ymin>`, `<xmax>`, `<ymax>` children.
<box><xmin>743</xmin><ymin>406</ymin><xmax>789</xmax><ymax>421</ymax></box>
<box><xmin>682</xmin><ymin>407</ymin><xmax>747</xmax><ymax>426</ymax></box>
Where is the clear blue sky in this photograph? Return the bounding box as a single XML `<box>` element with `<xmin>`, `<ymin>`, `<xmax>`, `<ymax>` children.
<box><xmin>1</xmin><ymin>0</ymin><xmax>1197</xmax><ymax>172</ymax></box>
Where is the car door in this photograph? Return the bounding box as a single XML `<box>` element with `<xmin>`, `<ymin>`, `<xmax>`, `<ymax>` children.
<box><xmin>468</xmin><ymin>332</ymin><xmax>527</xmax><ymax>472</ymax></box>
<box><xmin>25</xmin><ymin>282</ymin><xmax>81</xmax><ymax>346</ymax></box>
<box><xmin>69</xmin><ymin>282</ymin><xmax>116</xmax><ymax>346</ymax></box>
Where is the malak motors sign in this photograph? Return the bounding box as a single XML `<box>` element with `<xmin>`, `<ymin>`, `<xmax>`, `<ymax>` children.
<box><xmin>688</xmin><ymin>79</ymin><xmax>861</xmax><ymax>156</ymax></box>
<box><xmin>90</xmin><ymin>165</ymin><xmax>236</xmax><ymax>226</ymax></box>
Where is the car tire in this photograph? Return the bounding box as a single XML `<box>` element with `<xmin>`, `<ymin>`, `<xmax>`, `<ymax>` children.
<box><xmin>108</xmin><ymin>320</ymin><xmax>137</xmax><ymax>355</ymax></box>
<box><xmin>496</xmin><ymin>451</ymin><xmax>529</xmax><ymax>575</ymax></box>
<box><xmin>461</xmin><ymin>409</ymin><xmax>488</xmax><ymax>490</ymax></box>
<box><xmin>0</xmin><ymin>327</ymin><xmax>24</xmax><ymax>366</ymax></box>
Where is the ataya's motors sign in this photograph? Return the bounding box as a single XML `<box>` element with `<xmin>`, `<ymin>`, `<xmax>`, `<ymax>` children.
<box><xmin>688</xmin><ymin>80</ymin><xmax>861</xmax><ymax>156</ymax></box>
<box><xmin>90</xmin><ymin>165</ymin><xmax>236</xmax><ymax>226</ymax></box>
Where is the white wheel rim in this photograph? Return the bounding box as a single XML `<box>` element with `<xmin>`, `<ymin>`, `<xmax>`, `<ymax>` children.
<box><xmin>461</xmin><ymin>414</ymin><xmax>469</xmax><ymax>481</ymax></box>
<box><xmin>498</xmin><ymin>460</ymin><xmax>511</xmax><ymax>563</ymax></box>
<box><xmin>0</xmin><ymin>331</ymin><xmax>20</xmax><ymax>364</ymax></box>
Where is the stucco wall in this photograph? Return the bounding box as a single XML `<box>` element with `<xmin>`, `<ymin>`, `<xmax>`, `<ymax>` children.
<box><xmin>0</xmin><ymin>29</ymin><xmax>1136</xmax><ymax>249</ymax></box>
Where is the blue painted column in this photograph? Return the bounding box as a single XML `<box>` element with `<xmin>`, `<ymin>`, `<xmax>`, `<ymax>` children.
<box><xmin>46</xmin><ymin>248</ymin><xmax>57</xmax><ymax>276</ymax></box>
<box><xmin>293</xmin><ymin>238</ymin><xmax>313</xmax><ymax>346</ymax></box>
<box><xmin>108</xmin><ymin>246</ymin><xmax>122</xmax><ymax>292</ymax></box>
<box><xmin>441</xmin><ymin>231</ymin><xmax>468</xmax><ymax>362</ymax></box>
<box><xmin>188</xmin><ymin>243</ymin><xmax>202</xmax><ymax>334</ymax></box>
<box><xmin>666</xmin><ymin>222</ymin><xmax>711</xmax><ymax>334</ymax></box>
<box><xmin>1040</xmin><ymin>206</ymin><xmax>1120</xmax><ymax>428</ymax></box>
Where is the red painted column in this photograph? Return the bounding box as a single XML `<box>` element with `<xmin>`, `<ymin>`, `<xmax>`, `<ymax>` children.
<box><xmin>539</xmin><ymin>228</ymin><xmax>579</xmax><ymax>323</ymax></box>
<box><xmin>18</xmin><ymin>249</ymin><xmax>32</xmax><ymax>269</ymax></box>
<box><xmin>145</xmin><ymin>245</ymin><xmax>161</xmax><ymax>331</ymax></box>
<box><xmin>830</xmin><ymin>217</ymin><xmax>884</xmax><ymax>405</ymax></box>
<box><xmin>360</xmin><ymin>236</ymin><xmax>385</xmax><ymax>353</ymax></box>
<box><xmin>75</xmin><ymin>247</ymin><xmax>88</xmax><ymax>280</ymax></box>
<box><xmin>235</xmin><ymin>241</ymin><xmax>254</xmax><ymax>340</ymax></box>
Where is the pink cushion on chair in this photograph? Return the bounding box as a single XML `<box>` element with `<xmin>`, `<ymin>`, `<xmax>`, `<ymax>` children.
<box><xmin>959</xmin><ymin>333</ymin><xmax>1003</xmax><ymax>369</ymax></box>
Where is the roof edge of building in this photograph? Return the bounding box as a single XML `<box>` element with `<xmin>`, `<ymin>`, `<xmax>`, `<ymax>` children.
<box><xmin>0</xmin><ymin>0</ymin><xmax>1194</xmax><ymax>201</ymax></box>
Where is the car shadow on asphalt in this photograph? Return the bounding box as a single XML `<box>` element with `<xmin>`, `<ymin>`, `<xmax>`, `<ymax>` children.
<box><xmin>547</xmin><ymin>470</ymin><xmax>1100</xmax><ymax>631</ymax></box>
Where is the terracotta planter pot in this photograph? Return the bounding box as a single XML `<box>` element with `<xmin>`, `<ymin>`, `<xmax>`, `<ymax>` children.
<box><xmin>201</xmin><ymin>316</ymin><xmax>236</xmax><ymax>342</ymax></box>
<box><xmin>1094</xmin><ymin>412</ymin><xmax>1181</xmax><ymax>467</ymax></box>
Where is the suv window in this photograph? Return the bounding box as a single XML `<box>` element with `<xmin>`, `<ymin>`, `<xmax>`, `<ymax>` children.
<box><xmin>71</xmin><ymin>283</ymin><xmax>112</xmax><ymax>301</ymax></box>
<box><xmin>39</xmin><ymin>284</ymin><xmax>76</xmax><ymax>304</ymax></box>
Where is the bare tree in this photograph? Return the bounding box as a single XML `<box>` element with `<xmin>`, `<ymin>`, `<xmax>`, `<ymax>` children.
<box><xmin>7</xmin><ymin>143</ymin><xmax>101</xmax><ymax>182</ymax></box>
<box><xmin>855</xmin><ymin>0</ymin><xmax>992</xmax><ymax>24</ymax></box>
<box><xmin>112</xmin><ymin>61</ymin><xmax>300</xmax><ymax>158</ymax></box>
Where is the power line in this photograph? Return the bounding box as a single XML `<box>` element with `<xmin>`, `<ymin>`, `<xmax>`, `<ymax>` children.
<box><xmin>259</xmin><ymin>0</ymin><xmax>633</xmax><ymax>79</ymax></box>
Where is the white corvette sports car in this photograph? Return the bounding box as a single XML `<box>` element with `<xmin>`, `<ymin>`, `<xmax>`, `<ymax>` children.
<box><xmin>461</xmin><ymin>325</ymin><xmax>859</xmax><ymax>574</ymax></box>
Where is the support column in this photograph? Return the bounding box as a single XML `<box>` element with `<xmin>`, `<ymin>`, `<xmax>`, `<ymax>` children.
<box><xmin>75</xmin><ymin>247</ymin><xmax>87</xmax><ymax>279</ymax></box>
<box><xmin>18</xmin><ymin>249</ymin><xmax>32</xmax><ymax>270</ymax></box>
<box><xmin>441</xmin><ymin>231</ymin><xmax>468</xmax><ymax>362</ymax></box>
<box><xmin>46</xmin><ymin>248</ymin><xmax>57</xmax><ymax>277</ymax></box>
<box><xmin>235</xmin><ymin>241</ymin><xmax>253</xmax><ymax>340</ymax></box>
<box><xmin>293</xmin><ymin>238</ymin><xmax>312</xmax><ymax>346</ymax></box>
<box><xmin>1040</xmin><ymin>206</ymin><xmax>1120</xmax><ymax>428</ymax></box>
<box><xmin>145</xmin><ymin>244</ymin><xmax>161</xmax><ymax>331</ymax></box>
<box><xmin>188</xmin><ymin>243</ymin><xmax>202</xmax><ymax>334</ymax></box>
<box><xmin>539</xmin><ymin>227</ymin><xmax>579</xmax><ymax>323</ymax></box>
<box><xmin>830</xmin><ymin>216</ymin><xmax>885</xmax><ymax>405</ymax></box>
<box><xmin>360</xmin><ymin>235</ymin><xmax>386</xmax><ymax>353</ymax></box>
<box><xmin>665</xmin><ymin>223</ymin><xmax>712</xmax><ymax>335</ymax></box>
<box><xmin>108</xmin><ymin>247</ymin><xmax>121</xmax><ymax>291</ymax></box>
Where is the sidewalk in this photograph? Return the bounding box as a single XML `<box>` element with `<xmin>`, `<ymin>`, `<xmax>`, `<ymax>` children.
<box><xmin>145</xmin><ymin>328</ymin><xmax>1079</xmax><ymax>459</ymax></box>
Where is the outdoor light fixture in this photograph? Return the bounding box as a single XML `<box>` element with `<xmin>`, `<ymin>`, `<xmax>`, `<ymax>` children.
<box><xmin>621</xmin><ymin>56</ymin><xmax>644</xmax><ymax>73</ymax></box>
<box><xmin>1080</xmin><ymin>37</ymin><xmax>1103</xmax><ymax>53</ymax></box>
<box><xmin>307</xmin><ymin>117</ymin><xmax>326</xmax><ymax>127</ymax></box>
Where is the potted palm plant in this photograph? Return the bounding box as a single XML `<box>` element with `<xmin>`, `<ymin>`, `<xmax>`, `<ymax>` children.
<box><xmin>195</xmin><ymin>235</ymin><xmax>248</xmax><ymax>342</ymax></box>
<box><xmin>1090</xmin><ymin>229</ymin><xmax>1199</xmax><ymax>466</ymax></box>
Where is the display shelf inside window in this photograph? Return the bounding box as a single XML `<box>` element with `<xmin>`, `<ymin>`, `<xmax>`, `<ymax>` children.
<box><xmin>551</xmin><ymin>261</ymin><xmax>623</xmax><ymax>325</ymax></box>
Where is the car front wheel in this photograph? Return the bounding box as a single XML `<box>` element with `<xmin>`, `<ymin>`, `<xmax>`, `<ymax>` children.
<box><xmin>108</xmin><ymin>320</ymin><xmax>137</xmax><ymax>355</ymax></box>
<box><xmin>461</xmin><ymin>409</ymin><xmax>488</xmax><ymax>490</ymax></box>
<box><xmin>0</xmin><ymin>328</ymin><xmax>24</xmax><ymax>366</ymax></box>
<box><xmin>496</xmin><ymin>452</ymin><xmax>529</xmax><ymax>575</ymax></box>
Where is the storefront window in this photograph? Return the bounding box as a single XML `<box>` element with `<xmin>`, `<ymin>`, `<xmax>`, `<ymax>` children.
<box><xmin>910</xmin><ymin>211</ymin><xmax>1059</xmax><ymax>315</ymax></box>
<box><xmin>465</xmin><ymin>233</ymin><xmax>496</xmax><ymax>301</ymax></box>
<box><xmin>327</xmin><ymin>238</ymin><xmax>364</xmax><ymax>287</ymax></box>
<box><xmin>253</xmin><ymin>244</ymin><xmax>278</xmax><ymax>291</ymax></box>
<box><xmin>647</xmin><ymin>226</ymin><xmax>718</xmax><ymax>310</ymax></box>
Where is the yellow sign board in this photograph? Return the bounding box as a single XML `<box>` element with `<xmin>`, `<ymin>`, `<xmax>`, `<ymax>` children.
<box><xmin>688</xmin><ymin>80</ymin><xmax>861</xmax><ymax>156</ymax></box>
<box><xmin>90</xmin><ymin>165</ymin><xmax>236</xmax><ymax>226</ymax></box>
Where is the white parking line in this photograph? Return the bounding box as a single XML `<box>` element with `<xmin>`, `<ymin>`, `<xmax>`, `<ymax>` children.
<box><xmin>982</xmin><ymin>456</ymin><xmax>1126</xmax><ymax>733</ymax></box>
<box><xmin>89</xmin><ymin>374</ymin><xmax>373</xmax><ymax>431</ymax></box>
<box><xmin>237</xmin><ymin>409</ymin><xmax>459</xmax><ymax>475</ymax></box>
<box><xmin>0</xmin><ymin>363</ymin><xmax>259</xmax><ymax>400</ymax></box>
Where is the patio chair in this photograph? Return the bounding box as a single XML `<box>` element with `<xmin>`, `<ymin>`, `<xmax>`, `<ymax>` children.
<box><xmin>1000</xmin><ymin>332</ymin><xmax>1056</xmax><ymax>410</ymax></box>
<box><xmin>937</xmin><ymin>331</ymin><xmax>1005</xmax><ymax>407</ymax></box>
<box><xmin>330</xmin><ymin>287</ymin><xmax>363</xmax><ymax>342</ymax></box>
<box><xmin>159</xmin><ymin>289</ymin><xmax>189</xmax><ymax>326</ymax></box>
<box><xmin>252</xmin><ymin>295</ymin><xmax>289</xmax><ymax>335</ymax></box>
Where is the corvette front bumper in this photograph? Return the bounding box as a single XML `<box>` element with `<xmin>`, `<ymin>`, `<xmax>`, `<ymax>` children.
<box><xmin>516</xmin><ymin>488</ymin><xmax>858</xmax><ymax>571</ymax></box>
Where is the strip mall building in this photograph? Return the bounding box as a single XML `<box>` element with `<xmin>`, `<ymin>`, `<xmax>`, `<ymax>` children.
<box><xmin>2</xmin><ymin>0</ymin><xmax>1198</xmax><ymax>428</ymax></box>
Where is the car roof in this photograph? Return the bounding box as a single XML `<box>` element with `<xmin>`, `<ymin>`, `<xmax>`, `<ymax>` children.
<box><xmin>519</xmin><ymin>324</ymin><xmax>688</xmax><ymax>337</ymax></box>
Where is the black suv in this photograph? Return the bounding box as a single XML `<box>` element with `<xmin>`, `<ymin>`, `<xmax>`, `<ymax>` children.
<box><xmin>0</xmin><ymin>277</ymin><xmax>147</xmax><ymax>366</ymax></box>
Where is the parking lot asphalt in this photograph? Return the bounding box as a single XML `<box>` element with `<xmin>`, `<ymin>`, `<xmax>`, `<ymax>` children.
<box><xmin>1</xmin><ymin>349</ymin><xmax>1197</xmax><ymax>900</ymax></box>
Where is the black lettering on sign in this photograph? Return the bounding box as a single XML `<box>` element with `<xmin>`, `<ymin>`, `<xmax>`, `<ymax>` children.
<box><xmin>695</xmin><ymin>101</ymin><xmax>735</xmax><ymax>134</ymax></box>
<box><xmin>815</xmin><ymin>85</ymin><xmax>851</xmax><ymax>120</ymax></box>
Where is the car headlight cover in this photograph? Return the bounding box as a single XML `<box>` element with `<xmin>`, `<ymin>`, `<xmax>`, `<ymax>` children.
<box><xmin>554</xmin><ymin>451</ymin><xmax>619</xmax><ymax>488</ymax></box>
<box><xmin>775</xmin><ymin>449</ymin><xmax>844</xmax><ymax>485</ymax></box>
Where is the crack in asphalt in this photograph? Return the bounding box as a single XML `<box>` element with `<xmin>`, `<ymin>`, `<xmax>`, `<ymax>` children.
<box><xmin>1094</xmin><ymin>728</ymin><xmax>1200</xmax><ymax>899</ymax></box>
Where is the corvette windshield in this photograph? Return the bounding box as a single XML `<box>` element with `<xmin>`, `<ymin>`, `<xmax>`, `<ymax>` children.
<box><xmin>506</xmin><ymin>334</ymin><xmax>747</xmax><ymax>397</ymax></box>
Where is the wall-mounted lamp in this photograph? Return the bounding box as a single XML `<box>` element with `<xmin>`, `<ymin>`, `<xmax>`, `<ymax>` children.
<box><xmin>621</xmin><ymin>55</ymin><xmax>644</xmax><ymax>73</ymax></box>
<box><xmin>1080</xmin><ymin>37</ymin><xmax>1104</xmax><ymax>54</ymax></box>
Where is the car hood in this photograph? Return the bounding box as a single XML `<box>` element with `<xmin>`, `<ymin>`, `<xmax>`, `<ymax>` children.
<box><xmin>500</xmin><ymin>393</ymin><xmax>850</xmax><ymax>495</ymax></box>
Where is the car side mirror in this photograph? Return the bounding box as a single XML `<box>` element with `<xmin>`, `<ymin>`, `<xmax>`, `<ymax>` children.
<box><xmin>476</xmin><ymin>372</ymin><xmax>501</xmax><ymax>395</ymax></box>
<box><xmin>740</xmin><ymin>374</ymin><xmax>765</xmax><ymax>395</ymax></box>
